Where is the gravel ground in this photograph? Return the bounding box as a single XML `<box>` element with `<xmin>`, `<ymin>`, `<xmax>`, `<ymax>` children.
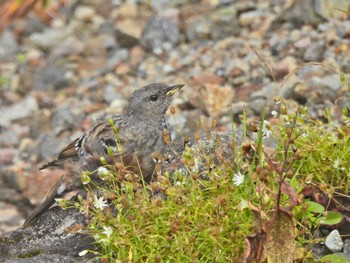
<box><xmin>0</xmin><ymin>0</ymin><xmax>349</xmax><ymax>233</ymax></box>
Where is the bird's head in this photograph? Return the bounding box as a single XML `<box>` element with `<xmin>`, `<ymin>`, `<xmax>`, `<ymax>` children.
<box><xmin>126</xmin><ymin>83</ymin><xmax>185</xmax><ymax>121</ymax></box>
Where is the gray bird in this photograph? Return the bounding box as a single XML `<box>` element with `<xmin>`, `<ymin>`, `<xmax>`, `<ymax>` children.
<box><xmin>23</xmin><ymin>83</ymin><xmax>185</xmax><ymax>227</ymax></box>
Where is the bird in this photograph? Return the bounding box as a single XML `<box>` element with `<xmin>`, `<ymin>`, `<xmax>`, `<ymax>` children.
<box><xmin>22</xmin><ymin>82</ymin><xmax>185</xmax><ymax>227</ymax></box>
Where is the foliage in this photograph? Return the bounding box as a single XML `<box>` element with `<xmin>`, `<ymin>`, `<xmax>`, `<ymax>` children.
<box><xmin>63</xmin><ymin>91</ymin><xmax>350</xmax><ymax>262</ymax></box>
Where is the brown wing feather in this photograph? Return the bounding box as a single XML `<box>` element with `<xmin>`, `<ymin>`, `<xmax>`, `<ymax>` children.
<box><xmin>39</xmin><ymin>137</ymin><xmax>81</xmax><ymax>170</ymax></box>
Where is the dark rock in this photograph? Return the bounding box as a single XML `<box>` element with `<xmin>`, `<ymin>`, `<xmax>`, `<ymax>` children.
<box><xmin>141</xmin><ymin>16</ymin><xmax>180</xmax><ymax>54</ymax></box>
<box><xmin>0</xmin><ymin>207</ymin><xmax>96</xmax><ymax>263</ymax></box>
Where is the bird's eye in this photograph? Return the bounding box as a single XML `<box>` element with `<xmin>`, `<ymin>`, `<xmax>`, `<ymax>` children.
<box><xmin>150</xmin><ymin>94</ymin><xmax>158</xmax><ymax>101</ymax></box>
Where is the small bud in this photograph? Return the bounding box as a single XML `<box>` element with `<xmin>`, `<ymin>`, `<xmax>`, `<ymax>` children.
<box><xmin>162</xmin><ymin>129</ymin><xmax>171</xmax><ymax>145</ymax></box>
<box><xmin>211</xmin><ymin>119</ymin><xmax>217</xmax><ymax>128</ymax></box>
<box><xmin>169</xmin><ymin>106</ymin><xmax>176</xmax><ymax>115</ymax></box>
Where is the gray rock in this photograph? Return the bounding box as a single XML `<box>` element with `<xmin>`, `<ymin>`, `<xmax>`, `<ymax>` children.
<box><xmin>308</xmin><ymin>74</ymin><xmax>342</xmax><ymax>102</ymax></box>
<box><xmin>251</xmin><ymin>82</ymin><xmax>281</xmax><ymax>100</ymax></box>
<box><xmin>23</xmin><ymin>16</ymin><xmax>45</xmax><ymax>36</ymax></box>
<box><xmin>141</xmin><ymin>16</ymin><xmax>180</xmax><ymax>54</ymax></box>
<box><xmin>185</xmin><ymin>17</ymin><xmax>212</xmax><ymax>42</ymax></box>
<box><xmin>51</xmin><ymin>102</ymin><xmax>85</xmax><ymax>133</ymax></box>
<box><xmin>0</xmin><ymin>96</ymin><xmax>39</xmax><ymax>127</ymax></box>
<box><xmin>303</xmin><ymin>41</ymin><xmax>325</xmax><ymax>62</ymax></box>
<box><xmin>0</xmin><ymin>31</ymin><xmax>19</xmax><ymax>61</ymax></box>
<box><xmin>104</xmin><ymin>85</ymin><xmax>123</xmax><ymax>104</ymax></box>
<box><xmin>0</xmin><ymin>207</ymin><xmax>96</xmax><ymax>262</ymax></box>
<box><xmin>325</xmin><ymin>229</ymin><xmax>343</xmax><ymax>252</ymax></box>
<box><xmin>336</xmin><ymin>21</ymin><xmax>350</xmax><ymax>38</ymax></box>
<box><xmin>107</xmin><ymin>48</ymin><xmax>129</xmax><ymax>67</ymax></box>
<box><xmin>33</xmin><ymin>66</ymin><xmax>71</xmax><ymax>91</ymax></box>
<box><xmin>248</xmin><ymin>97</ymin><xmax>267</xmax><ymax>115</ymax></box>
<box><xmin>271</xmin><ymin>0</ymin><xmax>327</xmax><ymax>29</ymax></box>
<box><xmin>341</xmin><ymin>239</ymin><xmax>350</xmax><ymax>260</ymax></box>
<box><xmin>210</xmin><ymin>6</ymin><xmax>239</xmax><ymax>40</ymax></box>
<box><xmin>36</xmin><ymin>133</ymin><xmax>66</xmax><ymax>161</ymax></box>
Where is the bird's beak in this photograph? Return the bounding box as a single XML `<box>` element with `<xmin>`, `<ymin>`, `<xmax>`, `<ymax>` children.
<box><xmin>165</xmin><ymin>84</ymin><xmax>185</xmax><ymax>96</ymax></box>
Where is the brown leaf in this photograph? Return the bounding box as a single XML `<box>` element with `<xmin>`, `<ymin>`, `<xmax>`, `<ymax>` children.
<box><xmin>281</xmin><ymin>181</ymin><xmax>302</xmax><ymax>208</ymax></box>
<box><xmin>264</xmin><ymin>209</ymin><xmax>296</xmax><ymax>263</ymax></box>
<box><xmin>243</xmin><ymin>231</ymin><xmax>266</xmax><ymax>263</ymax></box>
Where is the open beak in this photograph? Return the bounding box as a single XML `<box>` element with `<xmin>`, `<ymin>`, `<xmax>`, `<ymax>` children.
<box><xmin>165</xmin><ymin>84</ymin><xmax>185</xmax><ymax>96</ymax></box>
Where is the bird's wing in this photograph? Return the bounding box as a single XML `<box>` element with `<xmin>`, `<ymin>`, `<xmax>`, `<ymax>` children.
<box><xmin>39</xmin><ymin>116</ymin><xmax>129</xmax><ymax>170</ymax></box>
<box><xmin>39</xmin><ymin>136</ymin><xmax>83</xmax><ymax>170</ymax></box>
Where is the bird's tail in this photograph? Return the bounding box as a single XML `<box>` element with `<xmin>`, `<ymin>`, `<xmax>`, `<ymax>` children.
<box><xmin>22</xmin><ymin>176</ymin><xmax>66</xmax><ymax>228</ymax></box>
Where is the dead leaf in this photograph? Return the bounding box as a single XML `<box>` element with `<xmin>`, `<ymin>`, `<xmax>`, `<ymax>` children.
<box><xmin>281</xmin><ymin>181</ymin><xmax>302</xmax><ymax>208</ymax></box>
<box><xmin>264</xmin><ymin>209</ymin><xmax>296</xmax><ymax>263</ymax></box>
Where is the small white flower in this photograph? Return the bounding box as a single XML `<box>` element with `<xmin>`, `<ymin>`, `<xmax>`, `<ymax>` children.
<box><xmin>192</xmin><ymin>158</ymin><xmax>200</xmax><ymax>173</ymax></box>
<box><xmin>262</xmin><ymin>120</ymin><xmax>272</xmax><ymax>138</ymax></box>
<box><xmin>232</xmin><ymin>172</ymin><xmax>244</xmax><ymax>186</ymax></box>
<box><xmin>98</xmin><ymin>167</ymin><xmax>109</xmax><ymax>176</ymax></box>
<box><xmin>102</xmin><ymin>226</ymin><xmax>113</xmax><ymax>237</ymax></box>
<box><xmin>271</xmin><ymin>110</ymin><xmax>278</xmax><ymax>118</ymax></box>
<box><xmin>94</xmin><ymin>196</ymin><xmax>107</xmax><ymax>210</ymax></box>
<box><xmin>236</xmin><ymin>199</ymin><xmax>248</xmax><ymax>211</ymax></box>
<box><xmin>79</xmin><ymin>250</ymin><xmax>89</xmax><ymax>256</ymax></box>
<box><xmin>333</xmin><ymin>158</ymin><xmax>341</xmax><ymax>169</ymax></box>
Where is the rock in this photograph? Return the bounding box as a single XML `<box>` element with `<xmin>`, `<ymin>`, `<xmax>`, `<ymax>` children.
<box><xmin>210</xmin><ymin>6</ymin><xmax>239</xmax><ymax>39</ymax></box>
<box><xmin>341</xmin><ymin>239</ymin><xmax>350</xmax><ymax>260</ymax></box>
<box><xmin>36</xmin><ymin>133</ymin><xmax>67</xmax><ymax>161</ymax></box>
<box><xmin>239</xmin><ymin>10</ymin><xmax>266</xmax><ymax>27</ymax></box>
<box><xmin>185</xmin><ymin>17</ymin><xmax>212</xmax><ymax>42</ymax></box>
<box><xmin>248</xmin><ymin>97</ymin><xmax>268</xmax><ymax>115</ymax></box>
<box><xmin>29</xmin><ymin>23</ymin><xmax>73</xmax><ymax>50</ymax></box>
<box><xmin>308</xmin><ymin>74</ymin><xmax>342</xmax><ymax>102</ymax></box>
<box><xmin>0</xmin><ymin>207</ymin><xmax>96</xmax><ymax>262</ymax></box>
<box><xmin>0</xmin><ymin>31</ymin><xmax>19</xmax><ymax>61</ymax></box>
<box><xmin>107</xmin><ymin>48</ymin><xmax>129</xmax><ymax>67</ymax></box>
<box><xmin>190</xmin><ymin>84</ymin><xmax>234</xmax><ymax>117</ymax></box>
<box><xmin>270</xmin><ymin>0</ymin><xmax>327</xmax><ymax>29</ymax></box>
<box><xmin>0</xmin><ymin>202</ymin><xmax>23</xmax><ymax>234</ymax></box>
<box><xmin>0</xmin><ymin>148</ymin><xmax>17</xmax><ymax>166</ymax></box>
<box><xmin>336</xmin><ymin>21</ymin><xmax>350</xmax><ymax>38</ymax></box>
<box><xmin>141</xmin><ymin>16</ymin><xmax>180</xmax><ymax>54</ymax></box>
<box><xmin>50</xmin><ymin>102</ymin><xmax>85</xmax><ymax>133</ymax></box>
<box><xmin>0</xmin><ymin>129</ymin><xmax>19</xmax><ymax>146</ymax></box>
<box><xmin>32</xmin><ymin>66</ymin><xmax>71</xmax><ymax>91</ymax></box>
<box><xmin>115</xmin><ymin>19</ymin><xmax>143</xmax><ymax>48</ymax></box>
<box><xmin>0</xmin><ymin>96</ymin><xmax>39</xmax><ymax>127</ymax></box>
<box><xmin>192</xmin><ymin>72</ymin><xmax>226</xmax><ymax>86</ymax></box>
<box><xmin>325</xmin><ymin>229</ymin><xmax>343</xmax><ymax>252</ymax></box>
<box><xmin>49</xmin><ymin>36</ymin><xmax>85</xmax><ymax>60</ymax></box>
<box><xmin>74</xmin><ymin>5</ymin><xmax>96</xmax><ymax>21</ymax></box>
<box><xmin>104</xmin><ymin>85</ymin><xmax>123</xmax><ymax>104</ymax></box>
<box><xmin>303</xmin><ymin>41</ymin><xmax>325</xmax><ymax>61</ymax></box>
<box><xmin>23</xmin><ymin>16</ymin><xmax>46</xmax><ymax>36</ymax></box>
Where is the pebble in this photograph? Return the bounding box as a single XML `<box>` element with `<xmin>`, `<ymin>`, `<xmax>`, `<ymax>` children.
<box><xmin>303</xmin><ymin>41</ymin><xmax>326</xmax><ymax>61</ymax></box>
<box><xmin>336</xmin><ymin>21</ymin><xmax>350</xmax><ymax>38</ymax></box>
<box><xmin>141</xmin><ymin>16</ymin><xmax>180</xmax><ymax>54</ymax></box>
<box><xmin>0</xmin><ymin>96</ymin><xmax>39</xmax><ymax>127</ymax></box>
<box><xmin>325</xmin><ymin>229</ymin><xmax>343</xmax><ymax>252</ymax></box>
